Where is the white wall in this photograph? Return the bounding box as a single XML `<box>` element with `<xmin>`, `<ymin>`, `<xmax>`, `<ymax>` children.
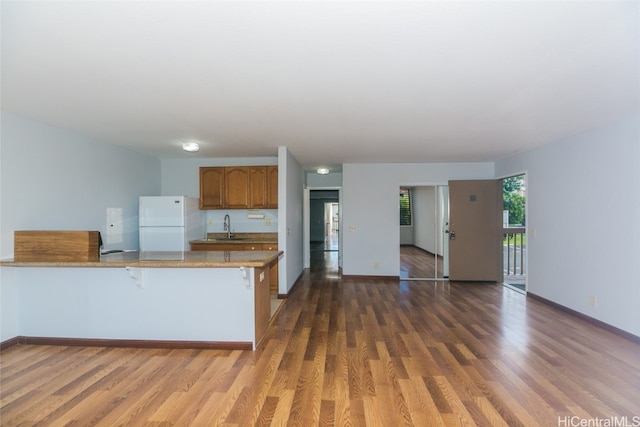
<box><xmin>0</xmin><ymin>268</ymin><xmax>18</xmax><ymax>342</ymax></box>
<box><xmin>205</xmin><ymin>209</ymin><xmax>278</xmax><ymax>235</ymax></box>
<box><xmin>306</xmin><ymin>171</ymin><xmax>343</xmax><ymax>187</ymax></box>
<box><xmin>495</xmin><ymin>115</ymin><xmax>640</xmax><ymax>337</ymax></box>
<box><xmin>278</xmin><ymin>147</ymin><xmax>305</xmax><ymax>293</ymax></box>
<box><xmin>1</xmin><ymin>111</ymin><xmax>160</xmax><ymax>256</ymax></box>
<box><xmin>0</xmin><ymin>111</ymin><xmax>160</xmax><ymax>341</ymax></box>
<box><xmin>413</xmin><ymin>187</ymin><xmax>436</xmax><ymax>253</ymax></box>
<box><xmin>342</xmin><ymin>162</ymin><xmax>494</xmax><ymax>276</ymax></box>
<box><xmin>399</xmin><ymin>225</ymin><xmax>414</xmax><ymax>245</ymax></box>
<box><xmin>412</xmin><ymin>186</ymin><xmax>449</xmax><ymax>256</ymax></box>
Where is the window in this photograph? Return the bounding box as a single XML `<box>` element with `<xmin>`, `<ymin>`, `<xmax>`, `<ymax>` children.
<box><xmin>400</xmin><ymin>188</ymin><xmax>412</xmax><ymax>226</ymax></box>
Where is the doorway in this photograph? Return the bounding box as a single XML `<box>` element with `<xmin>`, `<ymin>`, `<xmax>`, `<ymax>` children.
<box><xmin>309</xmin><ymin>190</ymin><xmax>340</xmax><ymax>271</ymax></box>
<box><xmin>502</xmin><ymin>174</ymin><xmax>527</xmax><ymax>292</ymax></box>
<box><xmin>399</xmin><ymin>185</ymin><xmax>449</xmax><ymax>280</ymax></box>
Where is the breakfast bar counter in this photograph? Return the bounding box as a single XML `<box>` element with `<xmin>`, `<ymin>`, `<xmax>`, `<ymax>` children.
<box><xmin>0</xmin><ymin>250</ymin><xmax>283</xmax><ymax>350</ymax></box>
<box><xmin>0</xmin><ymin>250</ymin><xmax>281</xmax><ymax>268</ymax></box>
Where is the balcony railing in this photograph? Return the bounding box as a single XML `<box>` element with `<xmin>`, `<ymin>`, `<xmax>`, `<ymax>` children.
<box><xmin>503</xmin><ymin>227</ymin><xmax>526</xmax><ymax>276</ymax></box>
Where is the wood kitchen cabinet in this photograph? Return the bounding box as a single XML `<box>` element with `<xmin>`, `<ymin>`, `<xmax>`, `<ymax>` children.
<box><xmin>200</xmin><ymin>165</ymin><xmax>278</xmax><ymax>209</ymax></box>
<box><xmin>190</xmin><ymin>242</ymin><xmax>241</xmax><ymax>251</ymax></box>
<box><xmin>190</xmin><ymin>242</ymin><xmax>277</xmax><ymax>251</ymax></box>
<box><xmin>267</xmin><ymin>166</ymin><xmax>278</xmax><ymax>208</ymax></box>
<box><xmin>248</xmin><ymin>243</ymin><xmax>279</xmax><ymax>294</ymax></box>
<box><xmin>263</xmin><ymin>243</ymin><xmax>279</xmax><ymax>294</ymax></box>
<box><xmin>200</xmin><ymin>166</ymin><xmax>250</xmax><ymax>209</ymax></box>
<box><xmin>200</xmin><ymin>167</ymin><xmax>226</xmax><ymax>209</ymax></box>
<box><xmin>248</xmin><ymin>166</ymin><xmax>278</xmax><ymax>209</ymax></box>
<box><xmin>254</xmin><ymin>266</ymin><xmax>271</xmax><ymax>347</ymax></box>
<box><xmin>249</xmin><ymin>167</ymin><xmax>268</xmax><ymax>208</ymax></box>
<box><xmin>225</xmin><ymin>166</ymin><xmax>250</xmax><ymax>208</ymax></box>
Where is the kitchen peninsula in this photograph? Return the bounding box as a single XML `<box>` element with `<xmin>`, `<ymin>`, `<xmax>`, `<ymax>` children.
<box><xmin>0</xmin><ymin>249</ymin><xmax>282</xmax><ymax>350</ymax></box>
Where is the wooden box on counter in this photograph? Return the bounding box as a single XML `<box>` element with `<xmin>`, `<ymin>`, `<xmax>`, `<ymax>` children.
<box><xmin>14</xmin><ymin>230</ymin><xmax>101</xmax><ymax>262</ymax></box>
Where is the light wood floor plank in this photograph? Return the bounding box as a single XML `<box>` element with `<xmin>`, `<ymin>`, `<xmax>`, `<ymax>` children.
<box><xmin>2</xmin><ymin>251</ymin><xmax>639</xmax><ymax>425</ymax></box>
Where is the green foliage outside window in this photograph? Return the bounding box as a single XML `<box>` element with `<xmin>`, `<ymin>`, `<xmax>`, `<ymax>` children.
<box><xmin>400</xmin><ymin>189</ymin><xmax>412</xmax><ymax>226</ymax></box>
<box><xmin>503</xmin><ymin>176</ymin><xmax>526</xmax><ymax>226</ymax></box>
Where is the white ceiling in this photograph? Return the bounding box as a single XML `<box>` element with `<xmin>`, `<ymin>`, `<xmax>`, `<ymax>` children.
<box><xmin>2</xmin><ymin>1</ymin><xmax>638</xmax><ymax>171</ymax></box>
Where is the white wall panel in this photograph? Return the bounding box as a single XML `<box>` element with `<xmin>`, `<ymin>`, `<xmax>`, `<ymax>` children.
<box><xmin>495</xmin><ymin>115</ymin><xmax>640</xmax><ymax>336</ymax></box>
<box><xmin>342</xmin><ymin>162</ymin><xmax>494</xmax><ymax>276</ymax></box>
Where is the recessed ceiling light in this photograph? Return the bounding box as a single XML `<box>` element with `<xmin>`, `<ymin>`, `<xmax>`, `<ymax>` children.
<box><xmin>317</xmin><ymin>167</ymin><xmax>330</xmax><ymax>175</ymax></box>
<box><xmin>182</xmin><ymin>141</ymin><xmax>200</xmax><ymax>152</ymax></box>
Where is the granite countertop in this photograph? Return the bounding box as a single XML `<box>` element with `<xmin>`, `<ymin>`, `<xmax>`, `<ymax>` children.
<box><xmin>0</xmin><ymin>250</ymin><xmax>282</xmax><ymax>268</ymax></box>
<box><xmin>190</xmin><ymin>232</ymin><xmax>278</xmax><ymax>245</ymax></box>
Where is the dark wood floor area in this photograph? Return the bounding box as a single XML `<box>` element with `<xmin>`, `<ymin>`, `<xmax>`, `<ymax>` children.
<box><xmin>400</xmin><ymin>245</ymin><xmax>444</xmax><ymax>279</ymax></box>
<box><xmin>2</xmin><ymin>251</ymin><xmax>639</xmax><ymax>425</ymax></box>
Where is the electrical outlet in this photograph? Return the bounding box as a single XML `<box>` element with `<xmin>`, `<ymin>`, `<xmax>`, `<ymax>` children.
<box><xmin>374</xmin><ymin>262</ymin><xmax>379</xmax><ymax>269</ymax></box>
<box><xmin>208</xmin><ymin>219</ymin><xmax>213</xmax><ymax>225</ymax></box>
<box><xmin>531</xmin><ymin>228</ymin><xmax>536</xmax><ymax>238</ymax></box>
<box><xmin>265</xmin><ymin>218</ymin><xmax>271</xmax><ymax>226</ymax></box>
<box><xmin>589</xmin><ymin>296</ymin><xmax>597</xmax><ymax>307</ymax></box>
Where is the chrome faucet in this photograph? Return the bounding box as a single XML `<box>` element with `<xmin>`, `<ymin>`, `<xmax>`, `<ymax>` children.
<box><xmin>223</xmin><ymin>214</ymin><xmax>231</xmax><ymax>239</ymax></box>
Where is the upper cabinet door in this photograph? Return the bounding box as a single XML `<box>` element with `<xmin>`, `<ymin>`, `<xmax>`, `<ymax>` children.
<box><xmin>225</xmin><ymin>166</ymin><xmax>250</xmax><ymax>209</ymax></box>
<box><xmin>267</xmin><ymin>166</ymin><xmax>278</xmax><ymax>208</ymax></box>
<box><xmin>249</xmin><ymin>166</ymin><xmax>268</xmax><ymax>208</ymax></box>
<box><xmin>200</xmin><ymin>167</ymin><xmax>225</xmax><ymax>209</ymax></box>
<box><xmin>200</xmin><ymin>165</ymin><xmax>277</xmax><ymax>210</ymax></box>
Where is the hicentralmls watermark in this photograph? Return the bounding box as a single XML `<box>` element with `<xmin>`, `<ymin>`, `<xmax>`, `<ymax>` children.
<box><xmin>558</xmin><ymin>416</ymin><xmax>640</xmax><ymax>427</ymax></box>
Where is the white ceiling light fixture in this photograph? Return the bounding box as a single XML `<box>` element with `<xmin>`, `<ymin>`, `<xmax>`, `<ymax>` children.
<box><xmin>182</xmin><ymin>141</ymin><xmax>200</xmax><ymax>152</ymax></box>
<box><xmin>316</xmin><ymin>167</ymin><xmax>330</xmax><ymax>175</ymax></box>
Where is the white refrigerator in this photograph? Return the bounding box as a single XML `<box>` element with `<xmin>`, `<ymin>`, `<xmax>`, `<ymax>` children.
<box><xmin>139</xmin><ymin>196</ymin><xmax>205</xmax><ymax>251</ymax></box>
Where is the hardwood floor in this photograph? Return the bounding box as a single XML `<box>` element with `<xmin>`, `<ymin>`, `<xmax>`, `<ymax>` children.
<box><xmin>400</xmin><ymin>245</ymin><xmax>444</xmax><ymax>279</ymax></box>
<box><xmin>2</xmin><ymin>252</ymin><xmax>639</xmax><ymax>425</ymax></box>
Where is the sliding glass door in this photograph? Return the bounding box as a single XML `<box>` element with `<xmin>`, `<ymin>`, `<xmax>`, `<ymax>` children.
<box><xmin>399</xmin><ymin>185</ymin><xmax>449</xmax><ymax>280</ymax></box>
